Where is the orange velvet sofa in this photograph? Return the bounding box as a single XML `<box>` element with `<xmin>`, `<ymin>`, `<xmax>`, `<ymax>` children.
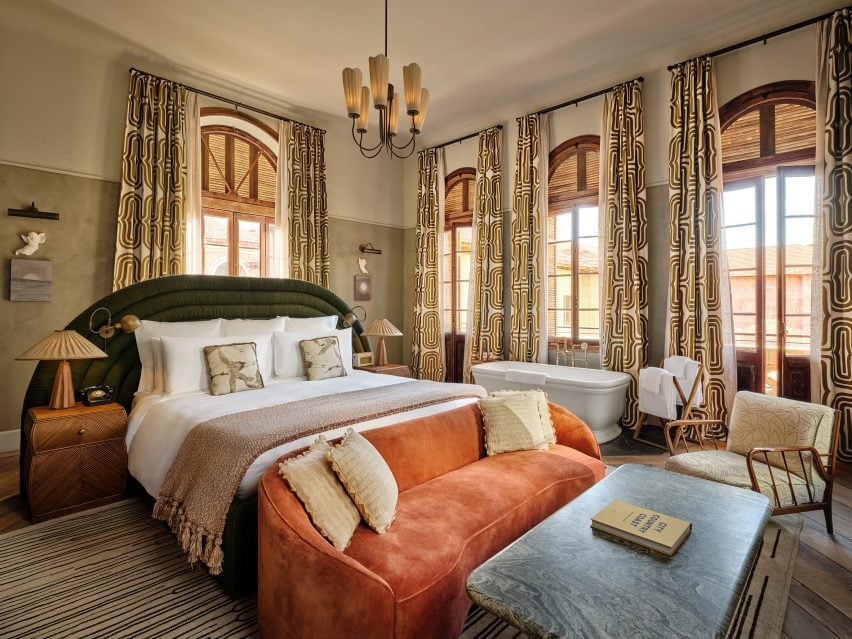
<box><xmin>257</xmin><ymin>402</ymin><xmax>606</xmax><ymax>639</ymax></box>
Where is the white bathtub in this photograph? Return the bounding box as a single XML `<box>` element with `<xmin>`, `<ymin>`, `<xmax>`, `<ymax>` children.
<box><xmin>471</xmin><ymin>361</ymin><xmax>631</xmax><ymax>444</ymax></box>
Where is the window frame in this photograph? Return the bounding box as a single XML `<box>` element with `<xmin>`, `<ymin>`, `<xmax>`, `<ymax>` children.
<box><xmin>547</xmin><ymin>135</ymin><xmax>601</xmax><ymax>346</ymax></box>
<box><xmin>200</xmin><ymin>108</ymin><xmax>278</xmax><ymax>278</ymax></box>
<box><xmin>443</xmin><ymin>167</ymin><xmax>475</xmax><ymax>383</ymax></box>
<box><xmin>720</xmin><ymin>81</ymin><xmax>816</xmax><ymax>399</ymax></box>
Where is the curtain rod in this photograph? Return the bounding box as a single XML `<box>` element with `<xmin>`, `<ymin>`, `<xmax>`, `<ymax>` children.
<box><xmin>535</xmin><ymin>76</ymin><xmax>644</xmax><ymax>116</ymax></box>
<box><xmin>128</xmin><ymin>67</ymin><xmax>325</xmax><ymax>133</ymax></box>
<box><xmin>667</xmin><ymin>7</ymin><xmax>846</xmax><ymax>70</ymax></box>
<box><xmin>433</xmin><ymin>124</ymin><xmax>504</xmax><ymax>150</ymax></box>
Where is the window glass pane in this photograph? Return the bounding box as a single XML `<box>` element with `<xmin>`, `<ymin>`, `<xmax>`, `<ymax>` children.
<box><xmin>729</xmin><ymin>269</ymin><xmax>757</xmax><ymax>314</ymax></box>
<box><xmin>722</xmin><ymin>185</ymin><xmax>756</xmax><ymax>226</ymax></box>
<box><xmin>577</xmin><ymin>237</ymin><xmax>598</xmax><ymax>271</ymax></box>
<box><xmin>733</xmin><ymin>314</ymin><xmax>757</xmax><ymax>350</ymax></box>
<box><xmin>456</xmin><ymin>251</ymin><xmax>471</xmax><ymax>279</ymax></box>
<box><xmin>457</xmin><ymin>281</ymin><xmax>469</xmax><ymax>310</ymax></box>
<box><xmin>765</xmin><ymin>177</ymin><xmax>777</xmax><ymax>246</ymax></box>
<box><xmin>724</xmin><ymin>224</ymin><xmax>756</xmax><ymax>250</ymax></box>
<box><xmin>237</xmin><ymin>218</ymin><xmax>261</xmax><ymax>277</ymax></box>
<box><xmin>203</xmin><ymin>214</ymin><xmax>229</xmax><ymax>275</ymax></box>
<box><xmin>266</xmin><ymin>223</ymin><xmax>276</xmax><ymax>275</ymax></box>
<box><xmin>578</xmin><ymin>273</ymin><xmax>599</xmax><ymax>308</ymax></box>
<box><xmin>554</xmin><ymin>275</ymin><xmax>572</xmax><ymax>309</ymax></box>
<box><xmin>456</xmin><ymin>226</ymin><xmax>472</xmax><ymax>250</ymax></box>
<box><xmin>784</xmin><ymin>175</ymin><xmax>815</xmax><ymax>217</ymax></box>
<box><xmin>553</xmin><ymin>212</ymin><xmax>572</xmax><ymax>242</ymax></box>
<box><xmin>457</xmin><ymin>311</ymin><xmax>467</xmax><ymax>335</ymax></box>
<box><xmin>577</xmin><ymin>206</ymin><xmax>598</xmax><ymax>238</ymax></box>
<box><xmin>577</xmin><ymin>310</ymin><xmax>599</xmax><ymax>340</ymax></box>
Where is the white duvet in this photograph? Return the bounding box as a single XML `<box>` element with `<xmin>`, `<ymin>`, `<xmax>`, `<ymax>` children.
<box><xmin>127</xmin><ymin>370</ymin><xmax>477</xmax><ymax>500</ymax></box>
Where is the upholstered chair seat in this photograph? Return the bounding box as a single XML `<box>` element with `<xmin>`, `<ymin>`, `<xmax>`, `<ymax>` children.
<box><xmin>666</xmin><ymin>450</ymin><xmax>815</xmax><ymax>506</ymax></box>
<box><xmin>664</xmin><ymin>391</ymin><xmax>840</xmax><ymax>533</ymax></box>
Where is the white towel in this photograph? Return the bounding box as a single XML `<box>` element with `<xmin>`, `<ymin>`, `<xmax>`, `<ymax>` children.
<box><xmin>639</xmin><ymin>367</ymin><xmax>666</xmax><ymax>393</ymax></box>
<box><xmin>638</xmin><ymin>369</ymin><xmax>677</xmax><ymax>420</ymax></box>
<box><xmin>505</xmin><ymin>369</ymin><xmax>548</xmax><ymax>386</ymax></box>
<box><xmin>664</xmin><ymin>356</ymin><xmax>690</xmax><ymax>377</ymax></box>
<box><xmin>675</xmin><ymin>359</ymin><xmax>703</xmax><ymax>407</ymax></box>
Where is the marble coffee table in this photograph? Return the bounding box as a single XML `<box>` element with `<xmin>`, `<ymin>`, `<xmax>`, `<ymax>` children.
<box><xmin>467</xmin><ymin>464</ymin><xmax>771</xmax><ymax>639</ymax></box>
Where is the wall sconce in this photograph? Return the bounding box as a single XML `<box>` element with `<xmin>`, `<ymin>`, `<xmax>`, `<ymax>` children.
<box><xmin>89</xmin><ymin>307</ymin><xmax>141</xmax><ymax>341</ymax></box>
<box><xmin>342</xmin><ymin>305</ymin><xmax>367</xmax><ymax>328</ymax></box>
<box><xmin>358</xmin><ymin>243</ymin><xmax>382</xmax><ymax>255</ymax></box>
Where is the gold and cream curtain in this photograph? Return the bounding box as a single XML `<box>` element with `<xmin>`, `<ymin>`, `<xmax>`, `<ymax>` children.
<box><xmin>509</xmin><ymin>114</ymin><xmax>548</xmax><ymax>363</ymax></box>
<box><xmin>666</xmin><ymin>57</ymin><xmax>736</xmax><ymax>423</ymax></box>
<box><xmin>599</xmin><ymin>80</ymin><xmax>648</xmax><ymax>430</ymax></box>
<box><xmin>113</xmin><ymin>70</ymin><xmax>189</xmax><ymax>291</ymax></box>
<box><xmin>411</xmin><ymin>148</ymin><xmax>446</xmax><ymax>381</ymax></box>
<box><xmin>463</xmin><ymin>127</ymin><xmax>504</xmax><ymax>381</ymax></box>
<box><xmin>287</xmin><ymin>122</ymin><xmax>329</xmax><ymax>287</ymax></box>
<box><xmin>816</xmin><ymin>10</ymin><xmax>852</xmax><ymax>462</ymax></box>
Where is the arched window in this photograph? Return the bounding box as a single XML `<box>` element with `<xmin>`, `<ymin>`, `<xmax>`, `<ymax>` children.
<box><xmin>443</xmin><ymin>167</ymin><xmax>475</xmax><ymax>383</ymax></box>
<box><xmin>546</xmin><ymin>135</ymin><xmax>601</xmax><ymax>344</ymax></box>
<box><xmin>719</xmin><ymin>81</ymin><xmax>816</xmax><ymax>400</ymax></box>
<box><xmin>201</xmin><ymin>108</ymin><xmax>278</xmax><ymax>277</ymax></box>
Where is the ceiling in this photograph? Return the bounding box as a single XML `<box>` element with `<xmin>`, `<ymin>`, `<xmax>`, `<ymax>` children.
<box><xmin>43</xmin><ymin>0</ymin><xmax>840</xmax><ymax>143</ymax></box>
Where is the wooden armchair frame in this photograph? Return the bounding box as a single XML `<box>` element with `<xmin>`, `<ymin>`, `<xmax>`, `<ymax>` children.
<box><xmin>633</xmin><ymin>360</ymin><xmax>705</xmax><ymax>450</ymax></box>
<box><xmin>665</xmin><ymin>412</ymin><xmax>842</xmax><ymax>533</ymax></box>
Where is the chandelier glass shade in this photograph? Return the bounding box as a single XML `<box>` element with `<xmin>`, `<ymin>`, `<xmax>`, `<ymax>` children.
<box><xmin>342</xmin><ymin>1</ymin><xmax>429</xmax><ymax>159</ymax></box>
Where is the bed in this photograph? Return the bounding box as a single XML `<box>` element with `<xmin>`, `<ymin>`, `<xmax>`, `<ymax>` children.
<box><xmin>20</xmin><ymin>275</ymin><xmax>476</xmax><ymax>596</ymax></box>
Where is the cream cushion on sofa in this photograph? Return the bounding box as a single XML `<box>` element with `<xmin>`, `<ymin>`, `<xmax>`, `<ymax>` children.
<box><xmin>329</xmin><ymin>429</ymin><xmax>398</xmax><ymax>534</ymax></box>
<box><xmin>480</xmin><ymin>393</ymin><xmax>551</xmax><ymax>456</ymax></box>
<box><xmin>489</xmin><ymin>389</ymin><xmax>556</xmax><ymax>445</ymax></box>
<box><xmin>279</xmin><ymin>436</ymin><xmax>361</xmax><ymax>551</ymax></box>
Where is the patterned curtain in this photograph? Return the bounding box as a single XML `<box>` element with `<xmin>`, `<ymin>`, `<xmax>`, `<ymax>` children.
<box><xmin>600</xmin><ymin>80</ymin><xmax>648</xmax><ymax>430</ymax></box>
<box><xmin>817</xmin><ymin>10</ymin><xmax>852</xmax><ymax>462</ymax></box>
<box><xmin>666</xmin><ymin>57</ymin><xmax>736</xmax><ymax>423</ymax></box>
<box><xmin>509</xmin><ymin>114</ymin><xmax>548</xmax><ymax>363</ymax></box>
<box><xmin>113</xmin><ymin>70</ymin><xmax>188</xmax><ymax>291</ymax></box>
<box><xmin>463</xmin><ymin>127</ymin><xmax>504</xmax><ymax>382</ymax></box>
<box><xmin>411</xmin><ymin>148</ymin><xmax>446</xmax><ymax>381</ymax></box>
<box><xmin>287</xmin><ymin>122</ymin><xmax>329</xmax><ymax>287</ymax></box>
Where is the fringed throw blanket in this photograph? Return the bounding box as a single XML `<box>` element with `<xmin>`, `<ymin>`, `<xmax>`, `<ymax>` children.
<box><xmin>153</xmin><ymin>380</ymin><xmax>486</xmax><ymax>574</ymax></box>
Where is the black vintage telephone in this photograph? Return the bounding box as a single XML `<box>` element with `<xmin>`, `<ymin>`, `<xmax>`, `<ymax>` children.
<box><xmin>79</xmin><ymin>384</ymin><xmax>117</xmax><ymax>407</ymax></box>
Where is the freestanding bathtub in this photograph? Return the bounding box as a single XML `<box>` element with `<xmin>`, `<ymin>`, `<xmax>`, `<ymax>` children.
<box><xmin>471</xmin><ymin>361</ymin><xmax>631</xmax><ymax>443</ymax></box>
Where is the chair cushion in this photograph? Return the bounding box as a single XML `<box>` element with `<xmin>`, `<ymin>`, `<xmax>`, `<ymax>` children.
<box><xmin>665</xmin><ymin>450</ymin><xmax>817</xmax><ymax>508</ymax></box>
<box><xmin>726</xmin><ymin>391</ymin><xmax>834</xmax><ymax>489</ymax></box>
<box><xmin>342</xmin><ymin>444</ymin><xmax>604</xmax><ymax>638</ymax></box>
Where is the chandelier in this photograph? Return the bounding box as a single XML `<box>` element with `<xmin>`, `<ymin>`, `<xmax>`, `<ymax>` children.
<box><xmin>341</xmin><ymin>0</ymin><xmax>429</xmax><ymax>159</ymax></box>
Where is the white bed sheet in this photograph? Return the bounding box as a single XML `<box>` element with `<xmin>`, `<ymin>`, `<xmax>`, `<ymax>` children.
<box><xmin>127</xmin><ymin>371</ymin><xmax>477</xmax><ymax>500</ymax></box>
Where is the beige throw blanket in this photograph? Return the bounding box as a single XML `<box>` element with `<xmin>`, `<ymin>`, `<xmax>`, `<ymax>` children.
<box><xmin>153</xmin><ymin>380</ymin><xmax>486</xmax><ymax>574</ymax></box>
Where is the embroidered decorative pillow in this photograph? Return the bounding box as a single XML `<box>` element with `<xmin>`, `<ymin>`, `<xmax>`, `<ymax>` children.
<box><xmin>299</xmin><ymin>336</ymin><xmax>347</xmax><ymax>381</ymax></box>
<box><xmin>279</xmin><ymin>436</ymin><xmax>361</xmax><ymax>551</ymax></box>
<box><xmin>489</xmin><ymin>389</ymin><xmax>556</xmax><ymax>445</ymax></box>
<box><xmin>479</xmin><ymin>392</ymin><xmax>551</xmax><ymax>456</ymax></box>
<box><xmin>203</xmin><ymin>342</ymin><xmax>265</xmax><ymax>396</ymax></box>
<box><xmin>328</xmin><ymin>429</ymin><xmax>398</xmax><ymax>534</ymax></box>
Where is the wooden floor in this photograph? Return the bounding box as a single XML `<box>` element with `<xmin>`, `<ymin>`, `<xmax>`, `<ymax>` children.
<box><xmin>2</xmin><ymin>444</ymin><xmax>851</xmax><ymax>638</ymax></box>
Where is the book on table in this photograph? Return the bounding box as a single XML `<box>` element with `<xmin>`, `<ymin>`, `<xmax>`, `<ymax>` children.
<box><xmin>590</xmin><ymin>500</ymin><xmax>692</xmax><ymax>556</ymax></box>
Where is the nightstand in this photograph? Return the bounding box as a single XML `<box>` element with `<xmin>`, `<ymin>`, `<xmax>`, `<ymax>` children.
<box><xmin>357</xmin><ymin>364</ymin><xmax>412</xmax><ymax>378</ymax></box>
<box><xmin>23</xmin><ymin>402</ymin><xmax>128</xmax><ymax>523</ymax></box>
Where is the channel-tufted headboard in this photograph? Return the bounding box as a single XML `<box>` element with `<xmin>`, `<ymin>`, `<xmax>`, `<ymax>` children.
<box><xmin>20</xmin><ymin>275</ymin><xmax>367</xmax><ymax>459</ymax></box>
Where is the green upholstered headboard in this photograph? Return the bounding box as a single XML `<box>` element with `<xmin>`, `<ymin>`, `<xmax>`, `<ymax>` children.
<box><xmin>20</xmin><ymin>275</ymin><xmax>367</xmax><ymax>449</ymax></box>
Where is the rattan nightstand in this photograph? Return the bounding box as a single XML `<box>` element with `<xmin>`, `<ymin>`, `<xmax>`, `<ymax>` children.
<box><xmin>23</xmin><ymin>402</ymin><xmax>128</xmax><ymax>523</ymax></box>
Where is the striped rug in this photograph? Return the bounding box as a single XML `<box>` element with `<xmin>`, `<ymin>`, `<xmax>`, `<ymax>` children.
<box><xmin>0</xmin><ymin>500</ymin><xmax>800</xmax><ymax>639</ymax></box>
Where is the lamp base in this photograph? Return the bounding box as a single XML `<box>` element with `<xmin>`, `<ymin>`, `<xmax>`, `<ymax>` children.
<box><xmin>49</xmin><ymin>360</ymin><xmax>76</xmax><ymax>409</ymax></box>
<box><xmin>374</xmin><ymin>337</ymin><xmax>388</xmax><ymax>366</ymax></box>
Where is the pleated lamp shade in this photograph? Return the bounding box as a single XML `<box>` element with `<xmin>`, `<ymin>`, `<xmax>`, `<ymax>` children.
<box><xmin>16</xmin><ymin>330</ymin><xmax>107</xmax><ymax>409</ymax></box>
<box><xmin>361</xmin><ymin>319</ymin><xmax>402</xmax><ymax>366</ymax></box>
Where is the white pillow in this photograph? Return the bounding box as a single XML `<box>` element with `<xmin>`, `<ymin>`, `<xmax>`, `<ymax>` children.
<box><xmin>273</xmin><ymin>329</ymin><xmax>353</xmax><ymax>379</ymax></box>
<box><xmin>285</xmin><ymin>316</ymin><xmax>339</xmax><ymax>332</ymax></box>
<box><xmin>134</xmin><ymin>319</ymin><xmax>223</xmax><ymax>393</ymax></box>
<box><xmin>222</xmin><ymin>317</ymin><xmax>288</xmax><ymax>336</ymax></box>
<box><xmin>161</xmin><ymin>333</ymin><xmax>274</xmax><ymax>395</ymax></box>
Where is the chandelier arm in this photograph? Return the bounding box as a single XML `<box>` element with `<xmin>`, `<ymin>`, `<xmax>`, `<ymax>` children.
<box><xmin>351</xmin><ymin>119</ymin><xmax>384</xmax><ymax>153</ymax></box>
<box><xmin>390</xmin><ymin>135</ymin><xmax>418</xmax><ymax>159</ymax></box>
<box><xmin>390</xmin><ymin>133</ymin><xmax>416</xmax><ymax>151</ymax></box>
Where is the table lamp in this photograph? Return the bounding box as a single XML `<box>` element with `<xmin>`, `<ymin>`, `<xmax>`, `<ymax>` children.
<box><xmin>16</xmin><ymin>330</ymin><xmax>108</xmax><ymax>409</ymax></box>
<box><xmin>361</xmin><ymin>319</ymin><xmax>402</xmax><ymax>366</ymax></box>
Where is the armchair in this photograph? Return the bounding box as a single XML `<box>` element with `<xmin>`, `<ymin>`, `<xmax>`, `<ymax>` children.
<box><xmin>664</xmin><ymin>391</ymin><xmax>841</xmax><ymax>533</ymax></box>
